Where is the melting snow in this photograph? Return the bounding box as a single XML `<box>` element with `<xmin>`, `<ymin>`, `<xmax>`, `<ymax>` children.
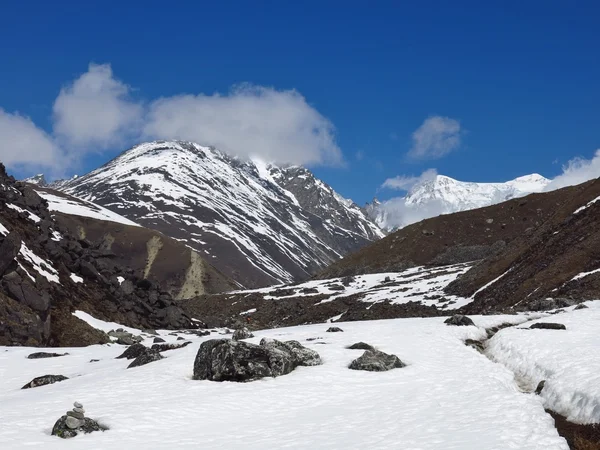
<box><xmin>18</xmin><ymin>243</ymin><xmax>60</xmax><ymax>284</ymax></box>
<box><xmin>573</xmin><ymin>195</ymin><xmax>600</xmax><ymax>214</ymax></box>
<box><xmin>70</xmin><ymin>273</ymin><xmax>84</xmax><ymax>283</ymax></box>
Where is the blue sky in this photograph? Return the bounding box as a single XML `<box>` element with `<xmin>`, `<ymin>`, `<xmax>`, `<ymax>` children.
<box><xmin>1</xmin><ymin>1</ymin><xmax>600</xmax><ymax>204</ymax></box>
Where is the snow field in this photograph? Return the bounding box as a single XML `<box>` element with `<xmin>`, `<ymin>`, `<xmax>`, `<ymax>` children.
<box><xmin>487</xmin><ymin>301</ymin><xmax>600</xmax><ymax>425</ymax></box>
<box><xmin>0</xmin><ymin>313</ymin><xmax>569</xmax><ymax>449</ymax></box>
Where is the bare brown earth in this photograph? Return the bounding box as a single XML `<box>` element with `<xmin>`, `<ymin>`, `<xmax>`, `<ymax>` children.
<box><xmin>317</xmin><ymin>182</ymin><xmax>591</xmax><ymax>280</ymax></box>
<box><xmin>548</xmin><ymin>411</ymin><xmax>600</xmax><ymax>450</ymax></box>
<box><xmin>448</xmin><ymin>178</ymin><xmax>600</xmax><ymax>313</ymax></box>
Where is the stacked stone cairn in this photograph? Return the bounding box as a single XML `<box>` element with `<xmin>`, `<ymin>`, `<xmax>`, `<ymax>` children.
<box><xmin>65</xmin><ymin>402</ymin><xmax>85</xmax><ymax>429</ymax></box>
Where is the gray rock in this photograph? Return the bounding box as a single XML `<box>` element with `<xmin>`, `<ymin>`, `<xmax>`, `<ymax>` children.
<box><xmin>153</xmin><ymin>337</ymin><xmax>166</xmax><ymax>343</ymax></box>
<box><xmin>27</xmin><ymin>352</ymin><xmax>67</xmax><ymax>359</ymax></box>
<box><xmin>465</xmin><ymin>339</ymin><xmax>485</xmax><ymax>352</ymax></box>
<box><xmin>67</xmin><ymin>410</ymin><xmax>85</xmax><ymax>420</ymax></box>
<box><xmin>326</xmin><ymin>327</ymin><xmax>344</xmax><ymax>333</ymax></box>
<box><xmin>65</xmin><ymin>416</ymin><xmax>83</xmax><ymax>430</ymax></box>
<box><xmin>444</xmin><ymin>315</ymin><xmax>475</xmax><ymax>326</ymax></box>
<box><xmin>151</xmin><ymin>342</ymin><xmax>191</xmax><ymax>352</ymax></box>
<box><xmin>535</xmin><ymin>380</ymin><xmax>546</xmax><ymax>395</ymax></box>
<box><xmin>193</xmin><ymin>338</ymin><xmax>321</xmax><ymax>382</ymax></box>
<box><xmin>232</xmin><ymin>327</ymin><xmax>254</xmax><ymax>341</ymax></box>
<box><xmin>347</xmin><ymin>342</ymin><xmax>376</xmax><ymax>351</ymax></box>
<box><xmin>73</xmin><ymin>402</ymin><xmax>83</xmax><ymax>409</ymax></box>
<box><xmin>349</xmin><ymin>350</ymin><xmax>406</xmax><ymax>372</ymax></box>
<box><xmin>52</xmin><ymin>416</ymin><xmax>107</xmax><ymax>439</ymax></box>
<box><xmin>22</xmin><ymin>374</ymin><xmax>69</xmax><ymax>389</ymax></box>
<box><xmin>529</xmin><ymin>322</ymin><xmax>566</xmax><ymax>330</ymax></box>
<box><xmin>73</xmin><ymin>407</ymin><xmax>85</xmax><ymax>414</ymax></box>
<box><xmin>127</xmin><ymin>349</ymin><xmax>164</xmax><ymax>368</ymax></box>
<box><xmin>575</xmin><ymin>304</ymin><xmax>589</xmax><ymax>310</ymax></box>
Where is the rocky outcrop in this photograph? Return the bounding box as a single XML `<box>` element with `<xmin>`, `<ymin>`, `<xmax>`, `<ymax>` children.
<box><xmin>444</xmin><ymin>315</ymin><xmax>475</xmax><ymax>326</ymax></box>
<box><xmin>192</xmin><ymin>338</ymin><xmax>321</xmax><ymax>382</ymax></box>
<box><xmin>232</xmin><ymin>327</ymin><xmax>254</xmax><ymax>341</ymax></box>
<box><xmin>0</xmin><ymin>162</ymin><xmax>199</xmax><ymax>346</ymax></box>
<box><xmin>348</xmin><ymin>350</ymin><xmax>405</xmax><ymax>372</ymax></box>
<box><xmin>530</xmin><ymin>323</ymin><xmax>566</xmax><ymax>330</ymax></box>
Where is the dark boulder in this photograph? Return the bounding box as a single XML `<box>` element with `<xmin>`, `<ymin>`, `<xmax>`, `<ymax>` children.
<box><xmin>0</xmin><ymin>232</ymin><xmax>20</xmax><ymax>276</ymax></box>
<box><xmin>535</xmin><ymin>380</ymin><xmax>546</xmax><ymax>395</ymax></box>
<box><xmin>347</xmin><ymin>342</ymin><xmax>376</xmax><ymax>351</ymax></box>
<box><xmin>574</xmin><ymin>304</ymin><xmax>589</xmax><ymax>310</ymax></box>
<box><xmin>444</xmin><ymin>314</ymin><xmax>475</xmax><ymax>326</ymax></box>
<box><xmin>530</xmin><ymin>322</ymin><xmax>567</xmax><ymax>330</ymax></box>
<box><xmin>193</xmin><ymin>338</ymin><xmax>321</xmax><ymax>382</ymax></box>
<box><xmin>349</xmin><ymin>349</ymin><xmax>406</xmax><ymax>372</ymax></box>
<box><xmin>22</xmin><ymin>374</ymin><xmax>69</xmax><ymax>389</ymax></box>
<box><xmin>153</xmin><ymin>337</ymin><xmax>166</xmax><ymax>343</ymax></box>
<box><xmin>127</xmin><ymin>348</ymin><xmax>164</xmax><ymax>368</ymax></box>
<box><xmin>51</xmin><ymin>416</ymin><xmax>107</xmax><ymax>439</ymax></box>
<box><xmin>152</xmin><ymin>341</ymin><xmax>191</xmax><ymax>352</ymax></box>
<box><xmin>326</xmin><ymin>326</ymin><xmax>344</xmax><ymax>333</ymax></box>
<box><xmin>116</xmin><ymin>343</ymin><xmax>148</xmax><ymax>360</ymax></box>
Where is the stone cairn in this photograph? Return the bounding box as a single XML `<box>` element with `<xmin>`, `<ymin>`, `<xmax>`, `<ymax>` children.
<box><xmin>65</xmin><ymin>402</ymin><xmax>85</xmax><ymax>429</ymax></box>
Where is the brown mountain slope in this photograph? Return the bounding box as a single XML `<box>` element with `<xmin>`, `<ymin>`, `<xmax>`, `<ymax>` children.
<box><xmin>447</xmin><ymin>178</ymin><xmax>600</xmax><ymax>313</ymax></box>
<box><xmin>316</xmin><ymin>184</ymin><xmax>587</xmax><ymax>279</ymax></box>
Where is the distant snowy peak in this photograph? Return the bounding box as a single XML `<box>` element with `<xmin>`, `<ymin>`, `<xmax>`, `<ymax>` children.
<box><xmin>52</xmin><ymin>140</ymin><xmax>382</xmax><ymax>288</ymax></box>
<box><xmin>22</xmin><ymin>174</ymin><xmax>47</xmax><ymax>186</ymax></box>
<box><xmin>369</xmin><ymin>173</ymin><xmax>551</xmax><ymax>231</ymax></box>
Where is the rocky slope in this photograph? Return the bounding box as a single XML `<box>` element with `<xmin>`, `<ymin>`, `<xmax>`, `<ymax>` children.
<box><xmin>368</xmin><ymin>173</ymin><xmax>550</xmax><ymax>231</ymax></box>
<box><xmin>447</xmin><ymin>177</ymin><xmax>600</xmax><ymax>313</ymax></box>
<box><xmin>47</xmin><ymin>141</ymin><xmax>383</xmax><ymax>288</ymax></box>
<box><xmin>0</xmin><ymin>164</ymin><xmax>213</xmax><ymax>347</ymax></box>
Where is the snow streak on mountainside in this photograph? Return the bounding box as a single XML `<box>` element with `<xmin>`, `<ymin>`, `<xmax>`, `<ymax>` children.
<box><xmin>55</xmin><ymin>141</ymin><xmax>384</xmax><ymax>288</ymax></box>
<box><xmin>368</xmin><ymin>174</ymin><xmax>550</xmax><ymax>231</ymax></box>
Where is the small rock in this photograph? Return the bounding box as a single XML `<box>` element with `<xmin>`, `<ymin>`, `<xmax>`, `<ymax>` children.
<box><xmin>347</xmin><ymin>342</ymin><xmax>375</xmax><ymax>351</ymax></box>
<box><xmin>177</xmin><ymin>336</ymin><xmax>185</xmax><ymax>341</ymax></box>
<box><xmin>349</xmin><ymin>350</ymin><xmax>405</xmax><ymax>372</ymax></box>
<box><xmin>65</xmin><ymin>416</ymin><xmax>83</xmax><ymax>430</ymax></box>
<box><xmin>465</xmin><ymin>339</ymin><xmax>485</xmax><ymax>352</ymax></box>
<box><xmin>529</xmin><ymin>322</ymin><xmax>566</xmax><ymax>330</ymax></box>
<box><xmin>153</xmin><ymin>337</ymin><xmax>166</xmax><ymax>343</ymax></box>
<box><xmin>151</xmin><ymin>342</ymin><xmax>191</xmax><ymax>352</ymax></box>
<box><xmin>232</xmin><ymin>327</ymin><xmax>254</xmax><ymax>341</ymax></box>
<box><xmin>22</xmin><ymin>374</ymin><xmax>69</xmax><ymax>389</ymax></box>
<box><xmin>326</xmin><ymin>327</ymin><xmax>344</xmax><ymax>333</ymax></box>
<box><xmin>67</xmin><ymin>410</ymin><xmax>85</xmax><ymax>420</ymax></box>
<box><xmin>73</xmin><ymin>402</ymin><xmax>83</xmax><ymax>409</ymax></box>
<box><xmin>535</xmin><ymin>380</ymin><xmax>546</xmax><ymax>395</ymax></box>
<box><xmin>27</xmin><ymin>352</ymin><xmax>68</xmax><ymax>359</ymax></box>
<box><xmin>444</xmin><ymin>315</ymin><xmax>475</xmax><ymax>326</ymax></box>
<box><xmin>89</xmin><ymin>359</ymin><xmax>100</xmax><ymax>363</ymax></box>
<box><xmin>115</xmin><ymin>343</ymin><xmax>148</xmax><ymax>360</ymax></box>
<box><xmin>574</xmin><ymin>304</ymin><xmax>589</xmax><ymax>310</ymax></box>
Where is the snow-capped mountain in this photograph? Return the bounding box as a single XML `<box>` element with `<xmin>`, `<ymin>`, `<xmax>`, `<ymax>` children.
<box><xmin>48</xmin><ymin>141</ymin><xmax>383</xmax><ymax>288</ymax></box>
<box><xmin>368</xmin><ymin>173</ymin><xmax>550</xmax><ymax>231</ymax></box>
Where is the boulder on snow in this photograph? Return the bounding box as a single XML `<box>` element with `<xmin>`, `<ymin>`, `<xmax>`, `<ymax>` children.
<box><xmin>326</xmin><ymin>326</ymin><xmax>344</xmax><ymax>333</ymax></box>
<box><xmin>127</xmin><ymin>348</ymin><xmax>164</xmax><ymax>368</ymax></box>
<box><xmin>444</xmin><ymin>315</ymin><xmax>475</xmax><ymax>326</ymax></box>
<box><xmin>153</xmin><ymin>337</ymin><xmax>166</xmax><ymax>343</ymax></box>
<box><xmin>347</xmin><ymin>342</ymin><xmax>376</xmax><ymax>351</ymax></box>
<box><xmin>232</xmin><ymin>327</ymin><xmax>254</xmax><ymax>341</ymax></box>
<box><xmin>151</xmin><ymin>341</ymin><xmax>191</xmax><ymax>352</ymax></box>
<box><xmin>193</xmin><ymin>338</ymin><xmax>321</xmax><ymax>382</ymax></box>
<box><xmin>52</xmin><ymin>415</ymin><xmax>106</xmax><ymax>439</ymax></box>
<box><xmin>22</xmin><ymin>374</ymin><xmax>69</xmax><ymax>389</ymax></box>
<box><xmin>574</xmin><ymin>304</ymin><xmax>589</xmax><ymax>310</ymax></box>
<box><xmin>529</xmin><ymin>322</ymin><xmax>566</xmax><ymax>330</ymax></box>
<box><xmin>115</xmin><ymin>343</ymin><xmax>148</xmax><ymax>360</ymax></box>
<box><xmin>27</xmin><ymin>352</ymin><xmax>68</xmax><ymax>359</ymax></box>
<box><xmin>348</xmin><ymin>350</ymin><xmax>405</xmax><ymax>372</ymax></box>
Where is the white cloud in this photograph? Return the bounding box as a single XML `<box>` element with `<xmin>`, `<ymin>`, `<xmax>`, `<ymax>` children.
<box><xmin>381</xmin><ymin>168</ymin><xmax>438</xmax><ymax>191</ymax></box>
<box><xmin>375</xmin><ymin>197</ymin><xmax>447</xmax><ymax>230</ymax></box>
<box><xmin>409</xmin><ymin>116</ymin><xmax>461</xmax><ymax>159</ymax></box>
<box><xmin>143</xmin><ymin>84</ymin><xmax>342</xmax><ymax>166</ymax></box>
<box><xmin>544</xmin><ymin>150</ymin><xmax>600</xmax><ymax>191</ymax></box>
<box><xmin>52</xmin><ymin>63</ymin><xmax>143</xmax><ymax>149</ymax></box>
<box><xmin>0</xmin><ymin>109</ymin><xmax>63</xmax><ymax>173</ymax></box>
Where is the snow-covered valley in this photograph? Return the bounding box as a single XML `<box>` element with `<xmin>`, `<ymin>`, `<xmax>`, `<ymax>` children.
<box><xmin>3</xmin><ymin>303</ymin><xmax>599</xmax><ymax>449</ymax></box>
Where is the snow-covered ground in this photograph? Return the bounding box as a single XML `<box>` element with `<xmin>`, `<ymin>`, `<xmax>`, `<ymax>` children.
<box><xmin>487</xmin><ymin>301</ymin><xmax>600</xmax><ymax>425</ymax></box>
<box><xmin>36</xmin><ymin>191</ymin><xmax>140</xmax><ymax>227</ymax></box>
<box><xmin>0</xmin><ymin>308</ymin><xmax>584</xmax><ymax>449</ymax></box>
<box><xmin>234</xmin><ymin>263</ymin><xmax>475</xmax><ymax>310</ymax></box>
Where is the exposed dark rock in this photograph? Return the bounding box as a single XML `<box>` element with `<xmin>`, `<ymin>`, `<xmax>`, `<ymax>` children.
<box><xmin>22</xmin><ymin>374</ymin><xmax>69</xmax><ymax>389</ymax></box>
<box><xmin>153</xmin><ymin>337</ymin><xmax>166</xmax><ymax>343</ymax></box>
<box><xmin>115</xmin><ymin>343</ymin><xmax>148</xmax><ymax>360</ymax></box>
<box><xmin>151</xmin><ymin>342</ymin><xmax>191</xmax><ymax>352</ymax></box>
<box><xmin>530</xmin><ymin>322</ymin><xmax>567</xmax><ymax>330</ymax></box>
<box><xmin>348</xmin><ymin>349</ymin><xmax>406</xmax><ymax>372</ymax></box>
<box><xmin>444</xmin><ymin>315</ymin><xmax>475</xmax><ymax>326</ymax></box>
<box><xmin>574</xmin><ymin>303</ymin><xmax>589</xmax><ymax>310</ymax></box>
<box><xmin>27</xmin><ymin>352</ymin><xmax>68</xmax><ymax>359</ymax></box>
<box><xmin>232</xmin><ymin>327</ymin><xmax>254</xmax><ymax>341</ymax></box>
<box><xmin>127</xmin><ymin>348</ymin><xmax>164</xmax><ymax>368</ymax></box>
<box><xmin>326</xmin><ymin>326</ymin><xmax>344</xmax><ymax>332</ymax></box>
<box><xmin>52</xmin><ymin>416</ymin><xmax>107</xmax><ymax>439</ymax></box>
<box><xmin>347</xmin><ymin>342</ymin><xmax>375</xmax><ymax>351</ymax></box>
<box><xmin>192</xmin><ymin>338</ymin><xmax>321</xmax><ymax>382</ymax></box>
<box><xmin>535</xmin><ymin>380</ymin><xmax>546</xmax><ymax>395</ymax></box>
<box><xmin>464</xmin><ymin>339</ymin><xmax>485</xmax><ymax>352</ymax></box>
